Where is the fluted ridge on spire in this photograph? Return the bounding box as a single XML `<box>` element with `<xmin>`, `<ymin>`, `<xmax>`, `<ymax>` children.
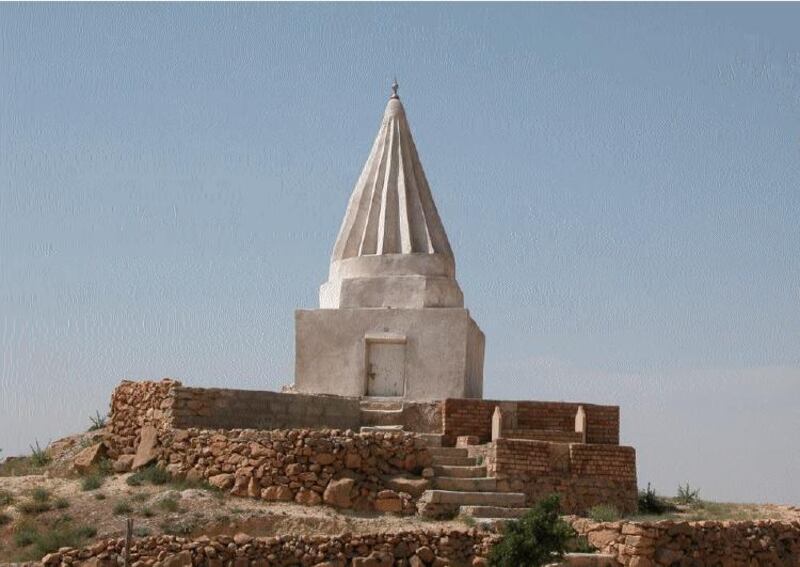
<box><xmin>331</xmin><ymin>94</ymin><xmax>454</xmax><ymax>263</ymax></box>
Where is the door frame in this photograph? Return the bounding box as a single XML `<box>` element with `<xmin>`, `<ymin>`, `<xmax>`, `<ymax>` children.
<box><xmin>363</xmin><ymin>333</ymin><xmax>407</xmax><ymax>397</ymax></box>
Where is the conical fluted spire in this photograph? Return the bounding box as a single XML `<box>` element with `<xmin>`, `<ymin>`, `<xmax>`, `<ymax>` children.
<box><xmin>331</xmin><ymin>89</ymin><xmax>454</xmax><ymax>262</ymax></box>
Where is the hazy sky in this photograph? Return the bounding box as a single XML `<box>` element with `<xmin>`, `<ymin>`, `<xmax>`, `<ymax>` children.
<box><xmin>1</xmin><ymin>4</ymin><xmax>798</xmax><ymax>505</ymax></box>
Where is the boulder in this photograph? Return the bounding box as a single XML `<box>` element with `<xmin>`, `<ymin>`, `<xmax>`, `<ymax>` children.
<box><xmin>324</xmin><ymin>478</ymin><xmax>355</xmax><ymax>508</ymax></box>
<box><xmin>131</xmin><ymin>425</ymin><xmax>159</xmax><ymax>470</ymax></box>
<box><xmin>375</xmin><ymin>496</ymin><xmax>403</xmax><ymax>513</ymax></box>
<box><xmin>73</xmin><ymin>442</ymin><xmax>106</xmax><ymax>473</ymax></box>
<box><xmin>295</xmin><ymin>487</ymin><xmax>323</xmax><ymax>506</ymax></box>
<box><xmin>112</xmin><ymin>454</ymin><xmax>135</xmax><ymax>473</ymax></box>
<box><xmin>163</xmin><ymin>550</ymin><xmax>192</xmax><ymax>567</ymax></box>
<box><xmin>383</xmin><ymin>476</ymin><xmax>429</xmax><ymax>498</ymax></box>
<box><xmin>208</xmin><ymin>473</ymin><xmax>235</xmax><ymax>490</ymax></box>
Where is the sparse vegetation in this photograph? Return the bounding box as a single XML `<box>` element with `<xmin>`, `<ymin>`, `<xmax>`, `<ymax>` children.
<box><xmin>127</xmin><ymin>464</ymin><xmax>170</xmax><ymax>487</ymax></box>
<box><xmin>676</xmin><ymin>482</ymin><xmax>701</xmax><ymax>505</ymax></box>
<box><xmin>159</xmin><ymin>517</ymin><xmax>198</xmax><ymax>536</ymax></box>
<box><xmin>81</xmin><ymin>473</ymin><xmax>105</xmax><ymax>491</ymax></box>
<box><xmin>88</xmin><ymin>411</ymin><xmax>107</xmax><ymax>431</ymax></box>
<box><xmin>588</xmin><ymin>504</ymin><xmax>620</xmax><ymax>522</ymax></box>
<box><xmin>488</xmin><ymin>494</ymin><xmax>575</xmax><ymax>567</ymax></box>
<box><xmin>0</xmin><ymin>512</ymin><xmax>11</xmax><ymax>526</ymax></box>
<box><xmin>93</xmin><ymin>492</ymin><xmax>106</xmax><ymax>500</ymax></box>
<box><xmin>140</xmin><ymin>506</ymin><xmax>155</xmax><ymax>518</ymax></box>
<box><xmin>157</xmin><ymin>497</ymin><xmax>180</xmax><ymax>513</ymax></box>
<box><xmin>638</xmin><ymin>483</ymin><xmax>674</xmax><ymax>515</ymax></box>
<box><xmin>113</xmin><ymin>501</ymin><xmax>133</xmax><ymax>516</ymax></box>
<box><xmin>54</xmin><ymin>497</ymin><xmax>70</xmax><ymax>509</ymax></box>
<box><xmin>29</xmin><ymin>441</ymin><xmax>51</xmax><ymax>468</ymax></box>
<box><xmin>133</xmin><ymin>526</ymin><xmax>151</xmax><ymax>537</ymax></box>
<box><xmin>11</xmin><ymin>517</ymin><xmax>97</xmax><ymax>561</ymax></box>
<box><xmin>458</xmin><ymin>514</ymin><xmax>477</xmax><ymax>527</ymax></box>
<box><xmin>0</xmin><ymin>489</ymin><xmax>14</xmax><ymax>506</ymax></box>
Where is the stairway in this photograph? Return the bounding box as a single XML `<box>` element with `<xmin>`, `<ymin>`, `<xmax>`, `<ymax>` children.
<box><xmin>416</xmin><ymin>439</ymin><xmax>530</xmax><ymax>525</ymax></box>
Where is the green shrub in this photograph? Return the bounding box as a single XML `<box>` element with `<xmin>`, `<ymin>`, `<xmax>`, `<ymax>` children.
<box><xmin>54</xmin><ymin>497</ymin><xmax>70</xmax><ymax>509</ymax></box>
<box><xmin>94</xmin><ymin>493</ymin><xmax>106</xmax><ymax>500</ymax></box>
<box><xmin>157</xmin><ymin>497</ymin><xmax>180</xmax><ymax>513</ymax></box>
<box><xmin>13</xmin><ymin>521</ymin><xmax>39</xmax><ymax>547</ymax></box>
<box><xmin>676</xmin><ymin>482</ymin><xmax>701</xmax><ymax>505</ymax></box>
<box><xmin>88</xmin><ymin>411</ymin><xmax>107</xmax><ymax>431</ymax></box>
<box><xmin>588</xmin><ymin>504</ymin><xmax>620</xmax><ymax>522</ymax></box>
<box><xmin>0</xmin><ymin>512</ymin><xmax>11</xmax><ymax>526</ymax></box>
<box><xmin>31</xmin><ymin>487</ymin><xmax>50</xmax><ymax>503</ymax></box>
<box><xmin>159</xmin><ymin>517</ymin><xmax>197</xmax><ymax>536</ymax></box>
<box><xmin>29</xmin><ymin>441</ymin><xmax>51</xmax><ymax>468</ymax></box>
<box><xmin>127</xmin><ymin>465</ymin><xmax>170</xmax><ymax>487</ymax></box>
<box><xmin>18</xmin><ymin>500</ymin><xmax>51</xmax><ymax>515</ymax></box>
<box><xmin>488</xmin><ymin>494</ymin><xmax>575</xmax><ymax>567</ymax></box>
<box><xmin>113</xmin><ymin>501</ymin><xmax>132</xmax><ymax>516</ymax></box>
<box><xmin>131</xmin><ymin>492</ymin><xmax>149</xmax><ymax>503</ymax></box>
<box><xmin>0</xmin><ymin>489</ymin><xmax>14</xmax><ymax>506</ymax></box>
<box><xmin>133</xmin><ymin>526</ymin><xmax>151</xmax><ymax>537</ymax></box>
<box><xmin>140</xmin><ymin>507</ymin><xmax>155</xmax><ymax>518</ymax></box>
<box><xmin>81</xmin><ymin>473</ymin><xmax>104</xmax><ymax>491</ymax></box>
<box><xmin>638</xmin><ymin>483</ymin><xmax>672</xmax><ymax>515</ymax></box>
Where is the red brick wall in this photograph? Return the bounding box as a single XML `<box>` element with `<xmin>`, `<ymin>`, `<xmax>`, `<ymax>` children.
<box><xmin>488</xmin><ymin>438</ymin><xmax>638</xmax><ymax>514</ymax></box>
<box><xmin>442</xmin><ymin>399</ymin><xmax>620</xmax><ymax>445</ymax></box>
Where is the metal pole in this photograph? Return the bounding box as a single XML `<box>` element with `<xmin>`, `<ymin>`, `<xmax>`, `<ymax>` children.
<box><xmin>124</xmin><ymin>517</ymin><xmax>133</xmax><ymax>567</ymax></box>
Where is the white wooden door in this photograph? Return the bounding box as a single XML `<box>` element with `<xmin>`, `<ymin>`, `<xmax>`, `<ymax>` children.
<box><xmin>367</xmin><ymin>342</ymin><xmax>405</xmax><ymax>397</ymax></box>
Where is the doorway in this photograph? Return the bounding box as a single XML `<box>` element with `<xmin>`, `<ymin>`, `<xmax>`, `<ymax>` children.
<box><xmin>366</xmin><ymin>340</ymin><xmax>406</xmax><ymax>397</ymax></box>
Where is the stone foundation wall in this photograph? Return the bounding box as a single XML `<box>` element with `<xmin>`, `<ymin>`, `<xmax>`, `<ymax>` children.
<box><xmin>571</xmin><ymin>517</ymin><xmax>800</xmax><ymax>566</ymax></box>
<box><xmin>442</xmin><ymin>399</ymin><xmax>620</xmax><ymax>445</ymax></box>
<box><xmin>35</xmin><ymin>530</ymin><xmax>498</xmax><ymax>567</ymax></box>
<box><xmin>488</xmin><ymin>439</ymin><xmax>638</xmax><ymax>515</ymax></box>
<box><xmin>360</xmin><ymin>400</ymin><xmax>443</xmax><ymax>433</ymax></box>
<box><xmin>157</xmin><ymin>427</ymin><xmax>433</xmax><ymax>514</ymax></box>
<box><xmin>107</xmin><ymin>379</ymin><xmax>180</xmax><ymax>458</ymax></box>
<box><xmin>170</xmin><ymin>387</ymin><xmax>361</xmax><ymax>431</ymax></box>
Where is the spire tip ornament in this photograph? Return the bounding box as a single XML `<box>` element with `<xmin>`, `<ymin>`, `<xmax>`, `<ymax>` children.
<box><xmin>390</xmin><ymin>78</ymin><xmax>399</xmax><ymax>99</ymax></box>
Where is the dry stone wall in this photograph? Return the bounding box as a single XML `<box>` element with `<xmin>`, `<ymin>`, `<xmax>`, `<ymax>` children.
<box><xmin>106</xmin><ymin>379</ymin><xmax>180</xmax><ymax>458</ymax></box>
<box><xmin>157</xmin><ymin>427</ymin><xmax>433</xmax><ymax>514</ymax></box>
<box><xmin>571</xmin><ymin>517</ymin><xmax>800</xmax><ymax>567</ymax></box>
<box><xmin>488</xmin><ymin>439</ymin><xmax>638</xmax><ymax>515</ymax></box>
<box><xmin>34</xmin><ymin>529</ymin><xmax>497</xmax><ymax>567</ymax></box>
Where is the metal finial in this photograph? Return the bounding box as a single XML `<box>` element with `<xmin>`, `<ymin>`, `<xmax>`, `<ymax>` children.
<box><xmin>390</xmin><ymin>78</ymin><xmax>399</xmax><ymax>99</ymax></box>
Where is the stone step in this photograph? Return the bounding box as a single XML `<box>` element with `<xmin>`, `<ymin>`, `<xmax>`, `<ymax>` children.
<box><xmin>359</xmin><ymin>425</ymin><xmax>404</xmax><ymax>434</ymax></box>
<box><xmin>427</xmin><ymin>447</ymin><xmax>469</xmax><ymax>457</ymax></box>
<box><xmin>433</xmin><ymin>477</ymin><xmax>497</xmax><ymax>492</ymax></box>
<box><xmin>432</xmin><ymin>465</ymin><xmax>487</xmax><ymax>478</ymax></box>
<box><xmin>460</xmin><ymin>505</ymin><xmax>531</xmax><ymax>519</ymax></box>
<box><xmin>419</xmin><ymin>490</ymin><xmax>527</xmax><ymax>507</ymax></box>
<box><xmin>359</xmin><ymin>398</ymin><xmax>404</xmax><ymax>411</ymax></box>
<box><xmin>416</xmin><ymin>433</ymin><xmax>444</xmax><ymax>448</ymax></box>
<box><xmin>431</xmin><ymin>455</ymin><xmax>477</xmax><ymax>467</ymax></box>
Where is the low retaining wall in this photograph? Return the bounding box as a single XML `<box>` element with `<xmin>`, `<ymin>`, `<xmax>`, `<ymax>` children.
<box><xmin>489</xmin><ymin>439</ymin><xmax>638</xmax><ymax>515</ymax></box>
<box><xmin>571</xmin><ymin>517</ymin><xmax>800</xmax><ymax>566</ymax></box>
<box><xmin>35</xmin><ymin>530</ymin><xmax>498</xmax><ymax>567</ymax></box>
<box><xmin>158</xmin><ymin>427</ymin><xmax>432</xmax><ymax>514</ymax></box>
<box><xmin>443</xmin><ymin>399</ymin><xmax>620</xmax><ymax>445</ymax></box>
<box><xmin>108</xmin><ymin>380</ymin><xmax>362</xmax><ymax>457</ymax></box>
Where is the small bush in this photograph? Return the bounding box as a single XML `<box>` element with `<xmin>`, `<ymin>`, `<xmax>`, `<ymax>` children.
<box><xmin>131</xmin><ymin>492</ymin><xmax>149</xmax><ymax>503</ymax></box>
<box><xmin>94</xmin><ymin>493</ymin><xmax>106</xmax><ymax>500</ymax></box>
<box><xmin>31</xmin><ymin>487</ymin><xmax>50</xmax><ymax>503</ymax></box>
<box><xmin>588</xmin><ymin>504</ymin><xmax>620</xmax><ymax>522</ymax></box>
<box><xmin>0</xmin><ymin>512</ymin><xmax>12</xmax><ymax>526</ymax></box>
<box><xmin>488</xmin><ymin>494</ymin><xmax>575</xmax><ymax>567</ymax></box>
<box><xmin>14</xmin><ymin>521</ymin><xmax>39</xmax><ymax>547</ymax></box>
<box><xmin>638</xmin><ymin>483</ymin><xmax>672</xmax><ymax>515</ymax></box>
<box><xmin>113</xmin><ymin>501</ymin><xmax>132</xmax><ymax>516</ymax></box>
<box><xmin>140</xmin><ymin>507</ymin><xmax>155</xmax><ymax>518</ymax></box>
<box><xmin>127</xmin><ymin>465</ymin><xmax>170</xmax><ymax>487</ymax></box>
<box><xmin>676</xmin><ymin>482</ymin><xmax>701</xmax><ymax>505</ymax></box>
<box><xmin>157</xmin><ymin>497</ymin><xmax>180</xmax><ymax>513</ymax></box>
<box><xmin>159</xmin><ymin>517</ymin><xmax>197</xmax><ymax>536</ymax></box>
<box><xmin>133</xmin><ymin>526</ymin><xmax>151</xmax><ymax>537</ymax></box>
<box><xmin>0</xmin><ymin>489</ymin><xmax>14</xmax><ymax>506</ymax></box>
<box><xmin>29</xmin><ymin>441</ymin><xmax>51</xmax><ymax>468</ymax></box>
<box><xmin>88</xmin><ymin>411</ymin><xmax>107</xmax><ymax>431</ymax></box>
<box><xmin>18</xmin><ymin>500</ymin><xmax>51</xmax><ymax>515</ymax></box>
<box><xmin>81</xmin><ymin>473</ymin><xmax>104</xmax><ymax>491</ymax></box>
<box><xmin>54</xmin><ymin>497</ymin><xmax>70</xmax><ymax>509</ymax></box>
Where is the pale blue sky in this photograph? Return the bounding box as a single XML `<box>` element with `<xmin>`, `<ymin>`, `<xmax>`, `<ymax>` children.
<box><xmin>1</xmin><ymin>4</ymin><xmax>798</xmax><ymax>504</ymax></box>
